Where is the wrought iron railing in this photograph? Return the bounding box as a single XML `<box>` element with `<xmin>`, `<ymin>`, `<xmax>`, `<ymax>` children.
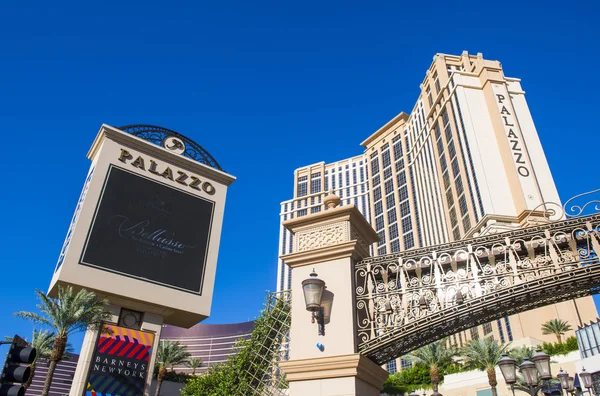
<box><xmin>355</xmin><ymin>213</ymin><xmax>600</xmax><ymax>365</ymax></box>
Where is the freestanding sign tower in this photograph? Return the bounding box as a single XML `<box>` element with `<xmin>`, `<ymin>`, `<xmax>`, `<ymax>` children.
<box><xmin>48</xmin><ymin>124</ymin><xmax>235</xmax><ymax>396</ymax></box>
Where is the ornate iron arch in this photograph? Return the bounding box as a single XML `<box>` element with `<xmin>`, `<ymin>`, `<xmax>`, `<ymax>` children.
<box><xmin>115</xmin><ymin>124</ymin><xmax>223</xmax><ymax>171</ymax></box>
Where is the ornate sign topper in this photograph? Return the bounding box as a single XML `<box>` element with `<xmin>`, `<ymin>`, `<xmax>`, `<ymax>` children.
<box><xmin>162</xmin><ymin>136</ymin><xmax>186</xmax><ymax>155</ymax></box>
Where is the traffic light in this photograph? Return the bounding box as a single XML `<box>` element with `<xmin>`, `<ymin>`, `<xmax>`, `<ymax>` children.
<box><xmin>0</xmin><ymin>335</ymin><xmax>36</xmax><ymax>396</ymax></box>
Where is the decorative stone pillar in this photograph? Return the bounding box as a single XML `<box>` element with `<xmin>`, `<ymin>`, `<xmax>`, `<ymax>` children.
<box><xmin>279</xmin><ymin>193</ymin><xmax>388</xmax><ymax>396</ymax></box>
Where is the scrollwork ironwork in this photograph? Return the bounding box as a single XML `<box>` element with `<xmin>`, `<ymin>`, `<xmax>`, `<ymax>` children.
<box><xmin>116</xmin><ymin>124</ymin><xmax>223</xmax><ymax>170</ymax></box>
<box><xmin>355</xmin><ymin>214</ymin><xmax>600</xmax><ymax>365</ymax></box>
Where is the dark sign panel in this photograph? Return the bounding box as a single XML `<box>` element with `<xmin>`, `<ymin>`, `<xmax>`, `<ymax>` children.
<box><xmin>84</xmin><ymin>324</ymin><xmax>154</xmax><ymax>396</ymax></box>
<box><xmin>81</xmin><ymin>166</ymin><xmax>213</xmax><ymax>294</ymax></box>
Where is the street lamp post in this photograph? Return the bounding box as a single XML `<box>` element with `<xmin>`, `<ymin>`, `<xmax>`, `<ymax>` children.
<box><xmin>498</xmin><ymin>350</ymin><xmax>552</xmax><ymax>396</ymax></box>
<box><xmin>580</xmin><ymin>368</ymin><xmax>595</xmax><ymax>395</ymax></box>
<box><xmin>560</xmin><ymin>368</ymin><xmax>596</xmax><ymax>396</ymax></box>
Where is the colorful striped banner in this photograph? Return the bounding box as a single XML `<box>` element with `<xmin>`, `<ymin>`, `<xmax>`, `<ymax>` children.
<box><xmin>84</xmin><ymin>324</ymin><xmax>155</xmax><ymax>396</ymax></box>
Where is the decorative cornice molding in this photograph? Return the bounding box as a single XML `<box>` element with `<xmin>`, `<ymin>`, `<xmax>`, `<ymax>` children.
<box><xmin>281</xmin><ymin>240</ymin><xmax>370</xmax><ymax>268</ymax></box>
<box><xmin>279</xmin><ymin>354</ymin><xmax>388</xmax><ymax>390</ymax></box>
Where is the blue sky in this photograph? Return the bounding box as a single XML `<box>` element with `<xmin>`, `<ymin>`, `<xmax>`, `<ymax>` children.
<box><xmin>0</xmin><ymin>0</ymin><xmax>599</xmax><ymax>351</ymax></box>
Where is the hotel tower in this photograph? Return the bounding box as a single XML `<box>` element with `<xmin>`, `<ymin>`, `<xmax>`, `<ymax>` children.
<box><xmin>276</xmin><ymin>51</ymin><xmax>597</xmax><ymax>371</ymax></box>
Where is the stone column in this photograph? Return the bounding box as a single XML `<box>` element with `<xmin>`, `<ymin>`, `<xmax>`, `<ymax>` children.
<box><xmin>279</xmin><ymin>194</ymin><xmax>388</xmax><ymax>396</ymax></box>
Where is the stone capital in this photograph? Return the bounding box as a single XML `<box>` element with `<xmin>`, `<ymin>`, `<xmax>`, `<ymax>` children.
<box><xmin>280</xmin><ymin>205</ymin><xmax>378</xmax><ymax>268</ymax></box>
<box><xmin>279</xmin><ymin>353</ymin><xmax>389</xmax><ymax>390</ymax></box>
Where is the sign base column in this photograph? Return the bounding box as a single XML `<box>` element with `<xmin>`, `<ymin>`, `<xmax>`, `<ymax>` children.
<box><xmin>70</xmin><ymin>305</ymin><xmax>164</xmax><ymax>396</ymax></box>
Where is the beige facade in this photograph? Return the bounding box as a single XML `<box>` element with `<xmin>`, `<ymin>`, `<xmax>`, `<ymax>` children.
<box><xmin>277</xmin><ymin>51</ymin><xmax>598</xmax><ymax>373</ymax></box>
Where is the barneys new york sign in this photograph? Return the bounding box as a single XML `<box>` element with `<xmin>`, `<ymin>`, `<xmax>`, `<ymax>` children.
<box><xmin>493</xmin><ymin>87</ymin><xmax>532</xmax><ymax>179</ymax></box>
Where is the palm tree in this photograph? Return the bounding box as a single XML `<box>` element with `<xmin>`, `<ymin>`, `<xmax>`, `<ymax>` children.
<box><xmin>155</xmin><ymin>340</ymin><xmax>191</xmax><ymax>396</ymax></box>
<box><xmin>509</xmin><ymin>345</ymin><xmax>535</xmax><ymax>365</ymax></box>
<box><xmin>15</xmin><ymin>286</ymin><xmax>111</xmax><ymax>396</ymax></box>
<box><xmin>185</xmin><ymin>357</ymin><xmax>202</xmax><ymax>375</ymax></box>
<box><xmin>407</xmin><ymin>339</ymin><xmax>457</xmax><ymax>392</ymax></box>
<box><xmin>462</xmin><ymin>338</ymin><xmax>510</xmax><ymax>396</ymax></box>
<box><xmin>541</xmin><ymin>319</ymin><xmax>572</xmax><ymax>343</ymax></box>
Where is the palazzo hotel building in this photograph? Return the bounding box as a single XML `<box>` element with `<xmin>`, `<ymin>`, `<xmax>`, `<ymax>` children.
<box><xmin>276</xmin><ymin>51</ymin><xmax>597</xmax><ymax>371</ymax></box>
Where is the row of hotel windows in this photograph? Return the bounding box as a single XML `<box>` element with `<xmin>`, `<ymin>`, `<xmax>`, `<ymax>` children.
<box><xmin>370</xmin><ymin>134</ymin><xmax>416</xmax><ymax>255</ymax></box>
<box><xmin>296</xmin><ymin>162</ymin><xmax>366</xmax><ymax>198</ymax></box>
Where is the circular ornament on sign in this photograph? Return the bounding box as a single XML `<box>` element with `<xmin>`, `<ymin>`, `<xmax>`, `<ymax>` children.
<box><xmin>121</xmin><ymin>311</ymin><xmax>142</xmax><ymax>328</ymax></box>
<box><xmin>162</xmin><ymin>136</ymin><xmax>186</xmax><ymax>155</ymax></box>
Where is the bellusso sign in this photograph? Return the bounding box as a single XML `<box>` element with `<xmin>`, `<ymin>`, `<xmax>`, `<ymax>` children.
<box><xmin>492</xmin><ymin>85</ymin><xmax>532</xmax><ymax>178</ymax></box>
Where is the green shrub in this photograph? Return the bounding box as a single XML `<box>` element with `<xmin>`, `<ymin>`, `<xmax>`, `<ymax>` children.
<box><xmin>541</xmin><ymin>336</ymin><xmax>579</xmax><ymax>356</ymax></box>
<box><xmin>181</xmin><ymin>297</ymin><xmax>290</xmax><ymax>395</ymax></box>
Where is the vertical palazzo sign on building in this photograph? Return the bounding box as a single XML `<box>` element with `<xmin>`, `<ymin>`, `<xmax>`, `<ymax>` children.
<box><xmin>491</xmin><ymin>84</ymin><xmax>541</xmax><ymax>207</ymax></box>
<box><xmin>85</xmin><ymin>324</ymin><xmax>154</xmax><ymax>396</ymax></box>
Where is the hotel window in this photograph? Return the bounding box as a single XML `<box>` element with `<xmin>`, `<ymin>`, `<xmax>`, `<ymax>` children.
<box><xmin>404</xmin><ymin>232</ymin><xmax>414</xmax><ymax>249</ymax></box>
<box><xmin>382</xmin><ymin>148</ymin><xmax>391</xmax><ymax>169</ymax></box>
<box><xmin>442</xmin><ymin>171</ymin><xmax>450</xmax><ymax>190</ymax></box>
<box><xmin>298</xmin><ymin>209</ymin><xmax>308</xmax><ymax>217</ymax></box>
<box><xmin>385</xmin><ymin>180</ymin><xmax>394</xmax><ymax>195</ymax></box>
<box><xmin>391</xmin><ymin>239</ymin><xmax>400</xmax><ymax>253</ymax></box>
<box><xmin>386</xmin><ymin>194</ymin><xmax>395</xmax><ymax>208</ymax></box>
<box><xmin>459</xmin><ymin>195</ymin><xmax>468</xmax><ymax>216</ymax></box>
<box><xmin>375</xmin><ymin>201</ymin><xmax>383</xmax><ymax>216</ymax></box>
<box><xmin>462</xmin><ymin>215</ymin><xmax>471</xmax><ymax>232</ymax></box>
<box><xmin>497</xmin><ymin>319</ymin><xmax>506</xmax><ymax>343</ymax></box>
<box><xmin>448</xmin><ymin>140</ymin><xmax>456</xmax><ymax>158</ymax></box>
<box><xmin>373</xmin><ymin>187</ymin><xmax>382</xmax><ymax>202</ymax></box>
<box><xmin>400</xmin><ymin>201</ymin><xmax>410</xmax><ymax>217</ymax></box>
<box><xmin>389</xmin><ymin>223</ymin><xmax>399</xmax><ymax>240</ymax></box>
<box><xmin>504</xmin><ymin>317</ymin><xmax>514</xmax><ymax>341</ymax></box>
<box><xmin>387</xmin><ymin>360</ymin><xmax>397</xmax><ymax>374</ymax></box>
<box><xmin>376</xmin><ymin>215</ymin><xmax>385</xmax><ymax>231</ymax></box>
<box><xmin>453</xmin><ymin>227</ymin><xmax>461</xmax><ymax>240</ymax></box>
<box><xmin>437</xmin><ymin>139</ymin><xmax>445</xmax><ymax>156</ymax></box>
<box><xmin>442</xmin><ymin>109</ymin><xmax>449</xmax><ymax>126</ymax></box>
<box><xmin>456</xmin><ymin>177</ymin><xmax>464</xmax><ymax>195</ymax></box>
<box><xmin>399</xmin><ymin>186</ymin><xmax>409</xmax><ymax>201</ymax></box>
<box><xmin>311</xmin><ymin>173</ymin><xmax>321</xmax><ymax>194</ymax></box>
<box><xmin>395</xmin><ymin>160</ymin><xmax>404</xmax><ymax>172</ymax></box>
<box><xmin>397</xmin><ymin>171</ymin><xmax>406</xmax><ymax>186</ymax></box>
<box><xmin>483</xmin><ymin>322</ymin><xmax>493</xmax><ymax>335</ymax></box>
<box><xmin>393</xmin><ymin>138</ymin><xmax>403</xmax><ymax>159</ymax></box>
<box><xmin>378</xmin><ymin>246</ymin><xmax>387</xmax><ymax>255</ymax></box>
<box><xmin>451</xmin><ymin>158</ymin><xmax>460</xmax><ymax>178</ymax></box>
<box><xmin>470</xmin><ymin>327</ymin><xmax>479</xmax><ymax>340</ymax></box>
<box><xmin>446</xmin><ymin>189</ymin><xmax>454</xmax><ymax>207</ymax></box>
<box><xmin>402</xmin><ymin>216</ymin><xmax>412</xmax><ymax>233</ymax></box>
<box><xmin>297</xmin><ymin>176</ymin><xmax>308</xmax><ymax>197</ymax></box>
<box><xmin>371</xmin><ymin>154</ymin><xmax>380</xmax><ymax>176</ymax></box>
<box><xmin>388</xmin><ymin>208</ymin><xmax>397</xmax><ymax>224</ymax></box>
<box><xmin>377</xmin><ymin>231</ymin><xmax>386</xmax><ymax>246</ymax></box>
<box><xmin>427</xmin><ymin>87</ymin><xmax>433</xmax><ymax>106</ymax></box>
<box><xmin>373</xmin><ymin>174</ymin><xmax>381</xmax><ymax>187</ymax></box>
<box><xmin>440</xmin><ymin>155</ymin><xmax>447</xmax><ymax>171</ymax></box>
<box><xmin>383</xmin><ymin>167</ymin><xmax>392</xmax><ymax>181</ymax></box>
<box><xmin>434</xmin><ymin>71</ymin><xmax>440</xmax><ymax>94</ymax></box>
<box><xmin>401</xmin><ymin>359</ymin><xmax>412</xmax><ymax>370</ymax></box>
